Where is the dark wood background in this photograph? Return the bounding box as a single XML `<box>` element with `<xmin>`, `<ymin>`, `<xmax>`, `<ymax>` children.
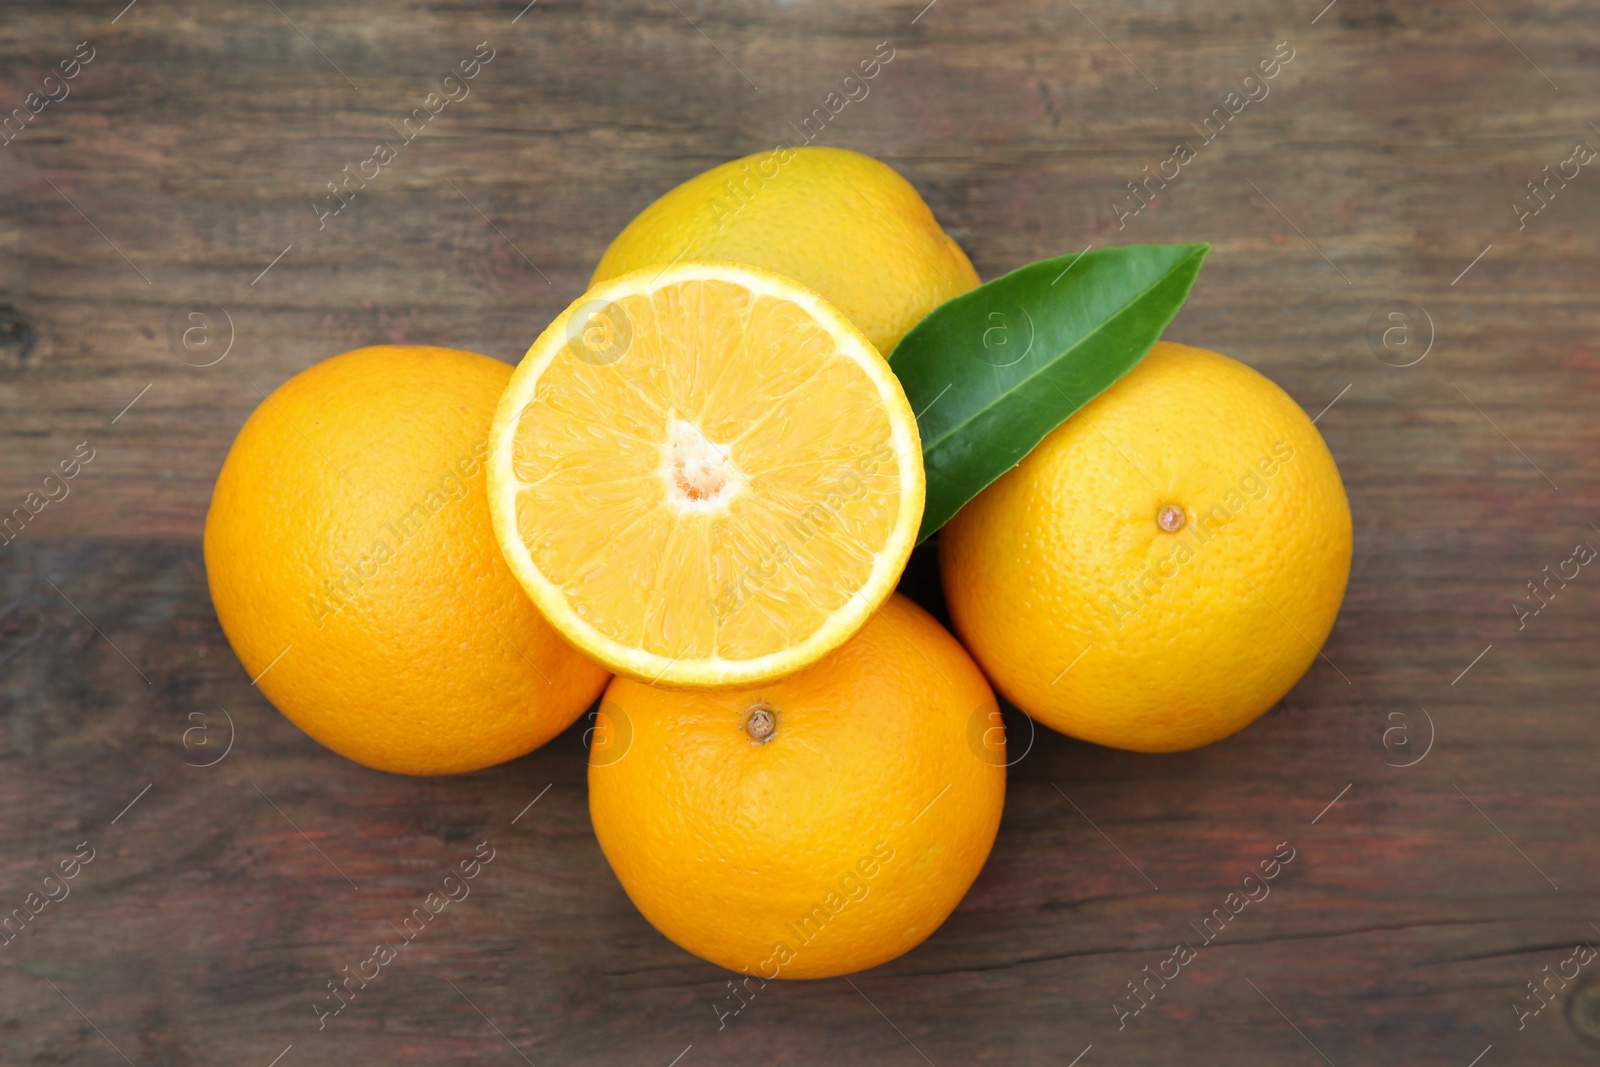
<box><xmin>2</xmin><ymin>0</ymin><xmax>1597</xmax><ymax>1064</ymax></box>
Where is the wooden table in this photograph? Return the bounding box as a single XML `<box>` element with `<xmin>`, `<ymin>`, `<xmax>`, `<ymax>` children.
<box><xmin>2</xmin><ymin>1</ymin><xmax>1596</xmax><ymax>1063</ymax></box>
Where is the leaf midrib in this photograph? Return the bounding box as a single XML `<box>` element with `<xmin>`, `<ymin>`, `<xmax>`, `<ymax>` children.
<box><xmin>916</xmin><ymin>246</ymin><xmax>1206</xmax><ymax>456</ymax></box>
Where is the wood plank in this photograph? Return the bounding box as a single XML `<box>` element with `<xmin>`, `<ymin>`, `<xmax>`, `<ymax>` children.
<box><xmin>2</xmin><ymin>0</ymin><xmax>1597</xmax><ymax>1063</ymax></box>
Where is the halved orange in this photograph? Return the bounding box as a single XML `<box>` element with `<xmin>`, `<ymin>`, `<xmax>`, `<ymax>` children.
<box><xmin>487</xmin><ymin>262</ymin><xmax>924</xmax><ymax>688</ymax></box>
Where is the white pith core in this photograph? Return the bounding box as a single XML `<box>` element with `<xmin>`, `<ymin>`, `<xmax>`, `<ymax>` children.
<box><xmin>664</xmin><ymin>418</ymin><xmax>741</xmax><ymax>511</ymax></box>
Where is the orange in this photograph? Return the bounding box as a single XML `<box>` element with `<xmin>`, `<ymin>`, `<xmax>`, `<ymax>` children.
<box><xmin>205</xmin><ymin>345</ymin><xmax>610</xmax><ymax>775</ymax></box>
<box><xmin>591</xmin><ymin>147</ymin><xmax>980</xmax><ymax>355</ymax></box>
<box><xmin>487</xmin><ymin>261</ymin><xmax>924</xmax><ymax>689</ymax></box>
<box><xmin>588</xmin><ymin>593</ymin><xmax>1004</xmax><ymax>979</ymax></box>
<box><xmin>941</xmin><ymin>341</ymin><xmax>1352</xmax><ymax>752</ymax></box>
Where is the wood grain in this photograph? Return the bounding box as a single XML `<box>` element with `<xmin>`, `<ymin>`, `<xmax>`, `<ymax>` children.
<box><xmin>2</xmin><ymin>0</ymin><xmax>1598</xmax><ymax>1063</ymax></box>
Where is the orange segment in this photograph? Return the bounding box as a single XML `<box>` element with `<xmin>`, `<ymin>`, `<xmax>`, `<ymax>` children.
<box><xmin>488</xmin><ymin>262</ymin><xmax>924</xmax><ymax>688</ymax></box>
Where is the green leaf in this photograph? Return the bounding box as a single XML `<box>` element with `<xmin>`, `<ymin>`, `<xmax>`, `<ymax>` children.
<box><xmin>888</xmin><ymin>243</ymin><xmax>1209</xmax><ymax>542</ymax></box>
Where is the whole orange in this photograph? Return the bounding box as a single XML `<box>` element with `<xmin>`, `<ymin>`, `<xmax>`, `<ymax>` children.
<box><xmin>588</xmin><ymin>593</ymin><xmax>1005</xmax><ymax>979</ymax></box>
<box><xmin>941</xmin><ymin>341</ymin><xmax>1352</xmax><ymax>753</ymax></box>
<box><xmin>205</xmin><ymin>345</ymin><xmax>609</xmax><ymax>775</ymax></box>
<box><xmin>591</xmin><ymin>147</ymin><xmax>980</xmax><ymax>356</ymax></box>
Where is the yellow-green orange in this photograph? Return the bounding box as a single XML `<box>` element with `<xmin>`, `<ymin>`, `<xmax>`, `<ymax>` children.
<box><xmin>941</xmin><ymin>341</ymin><xmax>1352</xmax><ymax>753</ymax></box>
<box><xmin>592</xmin><ymin>147</ymin><xmax>979</xmax><ymax>355</ymax></box>
<box><xmin>588</xmin><ymin>594</ymin><xmax>1004</xmax><ymax>979</ymax></box>
<box><xmin>205</xmin><ymin>345</ymin><xmax>610</xmax><ymax>775</ymax></box>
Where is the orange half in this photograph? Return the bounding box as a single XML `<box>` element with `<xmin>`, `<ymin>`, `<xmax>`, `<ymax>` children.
<box><xmin>487</xmin><ymin>262</ymin><xmax>924</xmax><ymax>688</ymax></box>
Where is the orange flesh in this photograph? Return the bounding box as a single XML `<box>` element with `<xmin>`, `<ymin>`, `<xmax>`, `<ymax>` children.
<box><xmin>509</xmin><ymin>279</ymin><xmax>904</xmax><ymax>664</ymax></box>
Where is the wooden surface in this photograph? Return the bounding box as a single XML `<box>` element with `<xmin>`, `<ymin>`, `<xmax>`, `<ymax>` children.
<box><xmin>3</xmin><ymin>1</ymin><xmax>1599</xmax><ymax>1064</ymax></box>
